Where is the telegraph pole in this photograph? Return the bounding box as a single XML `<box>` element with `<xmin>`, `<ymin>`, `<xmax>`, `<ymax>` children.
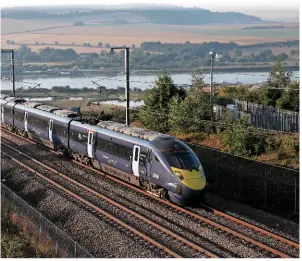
<box><xmin>1</xmin><ymin>49</ymin><xmax>15</xmax><ymax>97</ymax></box>
<box><xmin>110</xmin><ymin>47</ymin><xmax>130</xmax><ymax>126</ymax></box>
<box><xmin>209</xmin><ymin>51</ymin><xmax>215</xmax><ymax>119</ymax></box>
<box><xmin>209</xmin><ymin>51</ymin><xmax>214</xmax><ymax>98</ymax></box>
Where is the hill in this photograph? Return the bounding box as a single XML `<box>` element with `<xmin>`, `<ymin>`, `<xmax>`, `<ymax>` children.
<box><xmin>1</xmin><ymin>5</ymin><xmax>262</xmax><ymax>25</ymax></box>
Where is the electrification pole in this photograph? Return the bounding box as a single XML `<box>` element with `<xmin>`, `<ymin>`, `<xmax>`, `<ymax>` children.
<box><xmin>209</xmin><ymin>51</ymin><xmax>215</xmax><ymax>120</ymax></box>
<box><xmin>1</xmin><ymin>49</ymin><xmax>15</xmax><ymax>97</ymax></box>
<box><xmin>209</xmin><ymin>51</ymin><xmax>214</xmax><ymax>98</ymax></box>
<box><xmin>110</xmin><ymin>47</ymin><xmax>130</xmax><ymax>126</ymax></box>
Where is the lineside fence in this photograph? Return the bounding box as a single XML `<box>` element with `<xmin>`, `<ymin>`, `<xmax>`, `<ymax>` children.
<box><xmin>215</xmin><ymin>99</ymin><xmax>299</xmax><ymax>133</ymax></box>
<box><xmin>187</xmin><ymin>143</ymin><xmax>299</xmax><ymax>216</ymax></box>
<box><xmin>1</xmin><ymin>184</ymin><xmax>93</xmax><ymax>258</ymax></box>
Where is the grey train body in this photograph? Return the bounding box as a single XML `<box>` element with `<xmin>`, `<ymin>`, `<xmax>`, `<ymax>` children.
<box><xmin>0</xmin><ymin>96</ymin><xmax>207</xmax><ymax>204</ymax></box>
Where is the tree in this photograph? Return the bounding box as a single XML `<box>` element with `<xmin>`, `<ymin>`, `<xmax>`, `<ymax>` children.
<box><xmin>276</xmin><ymin>84</ymin><xmax>299</xmax><ymax>112</ymax></box>
<box><xmin>290</xmin><ymin>49</ymin><xmax>297</xmax><ymax>55</ymax></box>
<box><xmin>233</xmin><ymin>48</ymin><xmax>242</xmax><ymax>57</ymax></box>
<box><xmin>139</xmin><ymin>72</ymin><xmax>185</xmax><ymax>132</ymax></box>
<box><xmin>97</xmin><ymin>42</ymin><xmax>102</xmax><ymax>48</ymax></box>
<box><xmin>105</xmin><ymin>43</ymin><xmax>110</xmax><ymax>48</ymax></box>
<box><xmin>266</xmin><ymin>60</ymin><xmax>292</xmax><ymax>89</ymax></box>
<box><xmin>190</xmin><ymin>70</ymin><xmax>205</xmax><ymax>90</ymax></box>
<box><xmin>132</xmin><ymin>44</ymin><xmax>136</xmax><ymax>49</ymax></box>
<box><xmin>169</xmin><ymin>72</ymin><xmax>212</xmax><ymax>133</ymax></box>
<box><xmin>277</xmin><ymin>53</ymin><xmax>288</xmax><ymax>61</ymax></box>
<box><xmin>5</xmin><ymin>40</ymin><xmax>11</xmax><ymax>44</ymax></box>
<box><xmin>74</xmin><ymin>21</ymin><xmax>84</xmax><ymax>26</ymax></box>
<box><xmin>55</xmin><ymin>41</ymin><xmax>59</xmax><ymax>45</ymax></box>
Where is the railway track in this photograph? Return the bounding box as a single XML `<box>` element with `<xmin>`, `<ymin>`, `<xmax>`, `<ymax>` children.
<box><xmin>1</xmin><ymin>127</ymin><xmax>299</xmax><ymax>258</ymax></box>
<box><xmin>1</xmin><ymin>141</ymin><xmax>217</xmax><ymax>258</ymax></box>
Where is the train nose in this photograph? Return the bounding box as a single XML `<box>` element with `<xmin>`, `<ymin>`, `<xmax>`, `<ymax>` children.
<box><xmin>185</xmin><ymin>178</ymin><xmax>206</xmax><ymax>190</ymax></box>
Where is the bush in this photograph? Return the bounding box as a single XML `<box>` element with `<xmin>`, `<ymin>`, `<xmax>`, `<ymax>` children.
<box><xmin>220</xmin><ymin>117</ymin><xmax>266</xmax><ymax>156</ymax></box>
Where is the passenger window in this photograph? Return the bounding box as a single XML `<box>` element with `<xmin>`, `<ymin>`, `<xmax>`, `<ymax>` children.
<box><xmin>123</xmin><ymin>147</ymin><xmax>131</xmax><ymax>159</ymax></box>
<box><xmin>97</xmin><ymin>139</ymin><xmax>105</xmax><ymax>150</ymax></box>
<box><xmin>139</xmin><ymin>153</ymin><xmax>146</xmax><ymax>165</ymax></box>
<box><xmin>88</xmin><ymin>132</ymin><xmax>92</xmax><ymax>145</ymax></box>
<box><xmin>49</xmin><ymin>120</ymin><xmax>53</xmax><ymax>131</ymax></box>
<box><xmin>134</xmin><ymin>148</ymin><xmax>139</xmax><ymax>161</ymax></box>
<box><xmin>115</xmin><ymin>144</ymin><xmax>122</xmax><ymax>157</ymax></box>
<box><xmin>106</xmin><ymin>141</ymin><xmax>114</xmax><ymax>154</ymax></box>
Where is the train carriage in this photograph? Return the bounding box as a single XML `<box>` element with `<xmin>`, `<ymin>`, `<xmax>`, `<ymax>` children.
<box><xmin>0</xmin><ymin>95</ymin><xmax>207</xmax><ymax>205</ymax></box>
<box><xmin>13</xmin><ymin>103</ymin><xmax>74</xmax><ymax>150</ymax></box>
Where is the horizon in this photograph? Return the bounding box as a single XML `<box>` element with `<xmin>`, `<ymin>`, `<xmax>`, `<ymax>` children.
<box><xmin>0</xmin><ymin>1</ymin><xmax>300</xmax><ymax>22</ymax></box>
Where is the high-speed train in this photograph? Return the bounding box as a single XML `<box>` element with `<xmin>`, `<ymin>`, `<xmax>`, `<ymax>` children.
<box><xmin>0</xmin><ymin>95</ymin><xmax>207</xmax><ymax>204</ymax></box>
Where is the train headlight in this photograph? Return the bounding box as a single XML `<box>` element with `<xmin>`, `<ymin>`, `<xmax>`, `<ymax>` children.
<box><xmin>174</xmin><ymin>171</ymin><xmax>184</xmax><ymax>180</ymax></box>
<box><xmin>176</xmin><ymin>184</ymin><xmax>182</xmax><ymax>194</ymax></box>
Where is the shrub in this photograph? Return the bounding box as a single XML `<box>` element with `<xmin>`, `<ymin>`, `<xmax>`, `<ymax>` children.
<box><xmin>220</xmin><ymin>117</ymin><xmax>266</xmax><ymax>156</ymax></box>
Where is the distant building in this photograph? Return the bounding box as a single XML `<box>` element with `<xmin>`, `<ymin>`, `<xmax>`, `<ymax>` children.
<box><xmin>117</xmin><ymin>86</ymin><xmax>125</xmax><ymax>91</ymax></box>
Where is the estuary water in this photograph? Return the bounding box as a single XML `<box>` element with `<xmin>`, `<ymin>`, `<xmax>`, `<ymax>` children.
<box><xmin>1</xmin><ymin>71</ymin><xmax>300</xmax><ymax>91</ymax></box>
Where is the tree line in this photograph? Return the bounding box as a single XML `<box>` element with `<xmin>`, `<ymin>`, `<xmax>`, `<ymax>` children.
<box><xmin>138</xmin><ymin>61</ymin><xmax>299</xmax><ymax>160</ymax></box>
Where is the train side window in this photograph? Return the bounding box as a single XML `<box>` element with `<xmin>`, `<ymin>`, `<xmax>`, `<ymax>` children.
<box><xmin>88</xmin><ymin>132</ymin><xmax>92</xmax><ymax>145</ymax></box>
<box><xmin>139</xmin><ymin>153</ymin><xmax>147</xmax><ymax>165</ymax></box>
<box><xmin>106</xmin><ymin>141</ymin><xmax>114</xmax><ymax>154</ymax></box>
<box><xmin>49</xmin><ymin>120</ymin><xmax>53</xmax><ymax>131</ymax></box>
<box><xmin>114</xmin><ymin>144</ymin><xmax>122</xmax><ymax>157</ymax></box>
<box><xmin>134</xmin><ymin>148</ymin><xmax>139</xmax><ymax>161</ymax></box>
<box><xmin>97</xmin><ymin>138</ymin><xmax>106</xmax><ymax>150</ymax></box>
<box><xmin>154</xmin><ymin>155</ymin><xmax>159</xmax><ymax>162</ymax></box>
<box><xmin>123</xmin><ymin>147</ymin><xmax>132</xmax><ymax>160</ymax></box>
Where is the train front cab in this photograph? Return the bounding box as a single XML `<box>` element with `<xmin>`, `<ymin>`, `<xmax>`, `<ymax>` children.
<box><xmin>150</xmin><ymin>139</ymin><xmax>207</xmax><ymax>205</ymax></box>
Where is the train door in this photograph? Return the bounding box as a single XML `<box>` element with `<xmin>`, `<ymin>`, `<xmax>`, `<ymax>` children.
<box><xmin>132</xmin><ymin>145</ymin><xmax>140</xmax><ymax>177</ymax></box>
<box><xmin>1</xmin><ymin>106</ymin><xmax>4</xmax><ymax>123</ymax></box>
<box><xmin>87</xmin><ymin>131</ymin><xmax>94</xmax><ymax>158</ymax></box>
<box><xmin>48</xmin><ymin>119</ymin><xmax>53</xmax><ymax>142</ymax></box>
<box><xmin>24</xmin><ymin>112</ymin><xmax>28</xmax><ymax>131</ymax></box>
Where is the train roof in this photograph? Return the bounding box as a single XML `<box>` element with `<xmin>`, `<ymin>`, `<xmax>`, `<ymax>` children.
<box><xmin>53</xmin><ymin>109</ymin><xmax>79</xmax><ymax>118</ymax></box>
<box><xmin>35</xmin><ymin>104</ymin><xmax>59</xmax><ymax>113</ymax></box>
<box><xmin>1</xmin><ymin>97</ymin><xmax>26</xmax><ymax>106</ymax></box>
<box><xmin>15</xmin><ymin>103</ymin><xmax>72</xmax><ymax>123</ymax></box>
<box><xmin>23</xmin><ymin>101</ymin><xmax>43</xmax><ymax>108</ymax></box>
<box><xmin>71</xmin><ymin>120</ymin><xmax>151</xmax><ymax>147</ymax></box>
<box><xmin>96</xmin><ymin>121</ymin><xmax>172</xmax><ymax>141</ymax></box>
<box><xmin>0</xmin><ymin>94</ymin><xmax>10</xmax><ymax>99</ymax></box>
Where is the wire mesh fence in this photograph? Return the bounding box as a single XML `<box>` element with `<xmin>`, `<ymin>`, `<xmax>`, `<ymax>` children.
<box><xmin>1</xmin><ymin>184</ymin><xmax>93</xmax><ymax>258</ymax></box>
<box><xmin>188</xmin><ymin>143</ymin><xmax>299</xmax><ymax>215</ymax></box>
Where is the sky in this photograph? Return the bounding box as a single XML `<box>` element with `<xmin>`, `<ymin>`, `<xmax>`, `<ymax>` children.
<box><xmin>0</xmin><ymin>0</ymin><xmax>300</xmax><ymax>22</ymax></box>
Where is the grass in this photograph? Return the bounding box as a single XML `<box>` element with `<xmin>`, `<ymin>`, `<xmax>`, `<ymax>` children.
<box><xmin>1</xmin><ymin>199</ymin><xmax>58</xmax><ymax>258</ymax></box>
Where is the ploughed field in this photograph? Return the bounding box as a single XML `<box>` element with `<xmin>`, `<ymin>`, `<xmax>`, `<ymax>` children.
<box><xmin>1</xmin><ymin>19</ymin><xmax>299</xmax><ymax>53</ymax></box>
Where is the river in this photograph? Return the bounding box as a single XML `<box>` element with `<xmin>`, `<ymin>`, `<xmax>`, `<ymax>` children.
<box><xmin>0</xmin><ymin>71</ymin><xmax>300</xmax><ymax>91</ymax></box>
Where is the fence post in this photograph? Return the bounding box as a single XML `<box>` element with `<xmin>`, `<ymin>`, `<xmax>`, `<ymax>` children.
<box><xmin>75</xmin><ymin>242</ymin><xmax>77</xmax><ymax>258</ymax></box>
<box><xmin>264</xmin><ymin>170</ymin><xmax>267</xmax><ymax>206</ymax></box>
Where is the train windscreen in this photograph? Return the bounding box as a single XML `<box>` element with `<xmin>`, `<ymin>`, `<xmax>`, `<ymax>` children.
<box><xmin>163</xmin><ymin>151</ymin><xmax>199</xmax><ymax>170</ymax></box>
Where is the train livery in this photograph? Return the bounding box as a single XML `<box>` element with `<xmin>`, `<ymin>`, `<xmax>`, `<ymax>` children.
<box><xmin>0</xmin><ymin>95</ymin><xmax>207</xmax><ymax>204</ymax></box>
